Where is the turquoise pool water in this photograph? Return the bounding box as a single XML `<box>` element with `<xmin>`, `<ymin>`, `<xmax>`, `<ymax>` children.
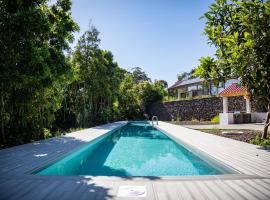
<box><xmin>36</xmin><ymin>122</ymin><xmax>237</xmax><ymax>176</ymax></box>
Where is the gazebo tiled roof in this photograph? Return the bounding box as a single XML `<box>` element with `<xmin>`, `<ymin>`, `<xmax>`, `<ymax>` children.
<box><xmin>219</xmin><ymin>83</ymin><xmax>248</xmax><ymax>97</ymax></box>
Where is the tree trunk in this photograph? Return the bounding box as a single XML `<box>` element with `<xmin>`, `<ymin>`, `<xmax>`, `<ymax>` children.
<box><xmin>262</xmin><ymin>104</ymin><xmax>270</xmax><ymax>139</ymax></box>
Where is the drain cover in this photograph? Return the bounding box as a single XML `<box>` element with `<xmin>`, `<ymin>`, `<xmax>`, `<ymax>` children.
<box><xmin>117</xmin><ymin>185</ymin><xmax>146</xmax><ymax>197</ymax></box>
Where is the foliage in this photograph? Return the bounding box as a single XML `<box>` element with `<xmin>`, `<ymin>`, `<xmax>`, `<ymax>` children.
<box><xmin>211</xmin><ymin>115</ymin><xmax>220</xmax><ymax>123</ymax></box>
<box><xmin>56</xmin><ymin>25</ymin><xmax>124</xmax><ymax>128</ymax></box>
<box><xmin>0</xmin><ymin>2</ymin><xmax>167</xmax><ymax>148</ymax></box>
<box><xmin>117</xmin><ymin>73</ymin><xmax>167</xmax><ymax>120</ymax></box>
<box><xmin>130</xmin><ymin>67</ymin><xmax>151</xmax><ymax>84</ymax></box>
<box><xmin>191</xmin><ymin>117</ymin><xmax>199</xmax><ymax>122</ymax></box>
<box><xmin>118</xmin><ymin>75</ymin><xmax>142</xmax><ymax>119</ymax></box>
<box><xmin>195</xmin><ymin>57</ymin><xmax>221</xmax><ymax>86</ymax></box>
<box><xmin>177</xmin><ymin>72</ymin><xmax>190</xmax><ymax>81</ymax></box>
<box><xmin>164</xmin><ymin>94</ymin><xmax>214</xmax><ymax>102</ymax></box>
<box><xmin>197</xmin><ymin>0</ymin><xmax>270</xmax><ymax>138</ymax></box>
<box><xmin>177</xmin><ymin>68</ymin><xmax>197</xmax><ymax>81</ymax></box>
<box><xmin>43</xmin><ymin>128</ymin><xmax>52</xmax><ymax>139</ymax></box>
<box><xmin>252</xmin><ymin>135</ymin><xmax>270</xmax><ymax>148</ymax></box>
<box><xmin>0</xmin><ymin>0</ymin><xmax>78</xmax><ymax>146</ymax></box>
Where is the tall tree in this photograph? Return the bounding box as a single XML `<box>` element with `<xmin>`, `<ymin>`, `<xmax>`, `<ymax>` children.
<box><xmin>131</xmin><ymin>67</ymin><xmax>151</xmax><ymax>83</ymax></box>
<box><xmin>0</xmin><ymin>0</ymin><xmax>78</xmax><ymax>146</ymax></box>
<box><xmin>118</xmin><ymin>73</ymin><xmax>167</xmax><ymax>120</ymax></box>
<box><xmin>177</xmin><ymin>68</ymin><xmax>197</xmax><ymax>81</ymax></box>
<box><xmin>68</xmin><ymin>25</ymin><xmax>123</xmax><ymax>127</ymax></box>
<box><xmin>196</xmin><ymin>0</ymin><xmax>270</xmax><ymax>138</ymax></box>
<box><xmin>118</xmin><ymin>75</ymin><xmax>141</xmax><ymax>119</ymax></box>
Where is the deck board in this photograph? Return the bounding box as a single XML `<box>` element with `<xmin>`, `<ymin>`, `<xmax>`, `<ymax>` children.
<box><xmin>156</xmin><ymin>121</ymin><xmax>270</xmax><ymax>177</ymax></box>
<box><xmin>1</xmin><ymin>121</ymin><xmax>270</xmax><ymax>199</ymax></box>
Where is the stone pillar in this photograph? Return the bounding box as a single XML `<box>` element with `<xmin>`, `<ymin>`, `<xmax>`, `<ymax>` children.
<box><xmin>245</xmin><ymin>96</ymin><xmax>251</xmax><ymax>113</ymax></box>
<box><xmin>222</xmin><ymin>96</ymin><xmax>228</xmax><ymax>113</ymax></box>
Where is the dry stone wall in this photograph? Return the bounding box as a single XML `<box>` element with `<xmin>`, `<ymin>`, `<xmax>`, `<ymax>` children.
<box><xmin>147</xmin><ymin>96</ymin><xmax>266</xmax><ymax>121</ymax></box>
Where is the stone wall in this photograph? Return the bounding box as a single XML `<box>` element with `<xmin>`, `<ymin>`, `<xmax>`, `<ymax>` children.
<box><xmin>147</xmin><ymin>96</ymin><xmax>266</xmax><ymax>121</ymax></box>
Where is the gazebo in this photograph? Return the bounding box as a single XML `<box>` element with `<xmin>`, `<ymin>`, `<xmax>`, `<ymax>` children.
<box><xmin>219</xmin><ymin>83</ymin><xmax>251</xmax><ymax>125</ymax></box>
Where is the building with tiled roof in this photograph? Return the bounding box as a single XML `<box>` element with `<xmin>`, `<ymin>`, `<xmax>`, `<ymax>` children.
<box><xmin>169</xmin><ymin>77</ymin><xmax>239</xmax><ymax>99</ymax></box>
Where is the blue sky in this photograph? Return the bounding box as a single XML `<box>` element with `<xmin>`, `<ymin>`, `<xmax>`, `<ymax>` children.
<box><xmin>69</xmin><ymin>0</ymin><xmax>215</xmax><ymax>86</ymax></box>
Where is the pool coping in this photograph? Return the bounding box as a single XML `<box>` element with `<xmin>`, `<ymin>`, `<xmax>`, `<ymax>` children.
<box><xmin>153</xmin><ymin>123</ymin><xmax>242</xmax><ymax>175</ymax></box>
<box><xmin>28</xmin><ymin>121</ymin><xmax>128</xmax><ymax>175</ymax></box>
<box><xmin>154</xmin><ymin>121</ymin><xmax>270</xmax><ymax>177</ymax></box>
<box><xmin>15</xmin><ymin>121</ymin><xmax>268</xmax><ymax>181</ymax></box>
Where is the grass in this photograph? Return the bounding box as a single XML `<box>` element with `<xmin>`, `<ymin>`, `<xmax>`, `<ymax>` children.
<box><xmin>251</xmin><ymin>135</ymin><xmax>270</xmax><ymax>148</ymax></box>
<box><xmin>198</xmin><ymin>128</ymin><xmax>262</xmax><ymax>144</ymax></box>
<box><xmin>199</xmin><ymin>127</ymin><xmax>245</xmax><ymax>134</ymax></box>
<box><xmin>163</xmin><ymin>95</ymin><xmax>217</xmax><ymax>102</ymax></box>
<box><xmin>168</xmin><ymin>120</ymin><xmax>218</xmax><ymax>126</ymax></box>
<box><xmin>199</xmin><ymin>127</ymin><xmax>270</xmax><ymax>149</ymax></box>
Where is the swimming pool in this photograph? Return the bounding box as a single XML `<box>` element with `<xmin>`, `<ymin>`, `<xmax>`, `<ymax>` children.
<box><xmin>35</xmin><ymin>121</ymin><xmax>237</xmax><ymax>176</ymax></box>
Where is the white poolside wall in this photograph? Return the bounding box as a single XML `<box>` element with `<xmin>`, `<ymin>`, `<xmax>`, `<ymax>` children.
<box><xmin>220</xmin><ymin>112</ymin><xmax>266</xmax><ymax>125</ymax></box>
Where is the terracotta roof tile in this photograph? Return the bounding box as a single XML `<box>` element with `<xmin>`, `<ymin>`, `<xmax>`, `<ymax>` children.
<box><xmin>219</xmin><ymin>83</ymin><xmax>248</xmax><ymax>97</ymax></box>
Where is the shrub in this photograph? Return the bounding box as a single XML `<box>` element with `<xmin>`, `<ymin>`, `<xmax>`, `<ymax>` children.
<box><xmin>211</xmin><ymin>115</ymin><xmax>220</xmax><ymax>123</ymax></box>
<box><xmin>43</xmin><ymin>128</ymin><xmax>52</xmax><ymax>139</ymax></box>
<box><xmin>191</xmin><ymin>117</ymin><xmax>199</xmax><ymax>122</ymax></box>
<box><xmin>210</xmin><ymin>126</ymin><xmax>220</xmax><ymax>134</ymax></box>
<box><xmin>252</xmin><ymin>135</ymin><xmax>270</xmax><ymax>148</ymax></box>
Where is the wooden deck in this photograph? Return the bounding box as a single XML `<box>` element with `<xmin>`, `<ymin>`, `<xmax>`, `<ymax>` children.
<box><xmin>156</xmin><ymin>122</ymin><xmax>270</xmax><ymax>177</ymax></box>
<box><xmin>1</xmin><ymin>121</ymin><xmax>270</xmax><ymax>200</ymax></box>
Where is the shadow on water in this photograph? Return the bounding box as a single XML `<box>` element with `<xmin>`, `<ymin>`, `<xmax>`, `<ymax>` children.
<box><xmin>117</xmin><ymin>122</ymin><xmax>170</xmax><ymax>140</ymax></box>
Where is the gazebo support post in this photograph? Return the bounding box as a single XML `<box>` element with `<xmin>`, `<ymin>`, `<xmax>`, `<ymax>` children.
<box><xmin>244</xmin><ymin>96</ymin><xmax>251</xmax><ymax>113</ymax></box>
<box><xmin>220</xmin><ymin>96</ymin><xmax>233</xmax><ymax>125</ymax></box>
<box><xmin>223</xmin><ymin>97</ymin><xmax>228</xmax><ymax>113</ymax></box>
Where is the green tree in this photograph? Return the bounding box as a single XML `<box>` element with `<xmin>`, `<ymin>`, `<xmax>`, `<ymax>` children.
<box><xmin>155</xmin><ymin>80</ymin><xmax>168</xmax><ymax>89</ymax></box>
<box><xmin>118</xmin><ymin>73</ymin><xmax>167</xmax><ymax>120</ymax></box>
<box><xmin>118</xmin><ymin>75</ymin><xmax>141</xmax><ymax>119</ymax></box>
<box><xmin>177</xmin><ymin>68</ymin><xmax>197</xmax><ymax>81</ymax></box>
<box><xmin>0</xmin><ymin>0</ymin><xmax>78</xmax><ymax>146</ymax></box>
<box><xmin>136</xmin><ymin>80</ymin><xmax>166</xmax><ymax>113</ymax></box>
<box><xmin>195</xmin><ymin>56</ymin><xmax>223</xmax><ymax>86</ymax></box>
<box><xmin>131</xmin><ymin>67</ymin><xmax>151</xmax><ymax>83</ymax></box>
<box><xmin>197</xmin><ymin>0</ymin><xmax>270</xmax><ymax>138</ymax></box>
<box><xmin>66</xmin><ymin>25</ymin><xmax>124</xmax><ymax>127</ymax></box>
<box><xmin>153</xmin><ymin>80</ymin><xmax>168</xmax><ymax>100</ymax></box>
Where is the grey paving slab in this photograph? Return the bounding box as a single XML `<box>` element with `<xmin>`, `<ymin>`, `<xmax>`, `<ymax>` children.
<box><xmin>183</xmin><ymin>123</ymin><xmax>264</xmax><ymax>131</ymax></box>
